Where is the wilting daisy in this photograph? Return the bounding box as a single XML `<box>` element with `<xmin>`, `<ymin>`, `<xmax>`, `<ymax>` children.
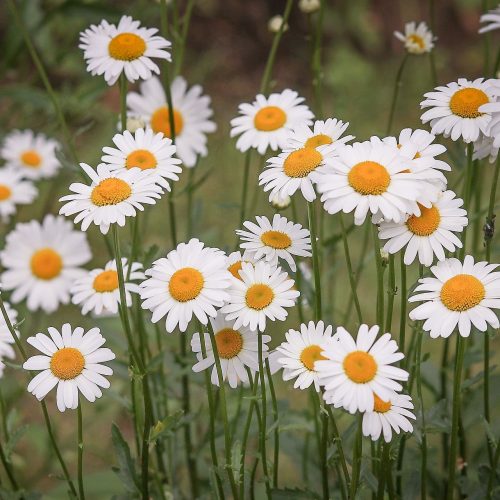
<box><xmin>237</xmin><ymin>214</ymin><xmax>311</xmax><ymax>272</ymax></box>
<box><xmin>409</xmin><ymin>255</ymin><xmax>500</xmax><ymax>338</ymax></box>
<box><xmin>473</xmin><ymin>134</ymin><xmax>499</xmax><ymax>163</ymax></box>
<box><xmin>101</xmin><ymin>128</ymin><xmax>182</xmax><ymax>191</ymax></box>
<box><xmin>316</xmin><ymin>324</ymin><xmax>409</xmax><ymax>413</ymax></box>
<box><xmin>394</xmin><ymin>21</ymin><xmax>435</xmax><ymax>54</ymax></box>
<box><xmin>1</xmin><ymin>215</ymin><xmax>91</xmax><ymax>313</ymax></box>
<box><xmin>226</xmin><ymin>250</ymin><xmax>257</xmax><ymax>280</ymax></box>
<box><xmin>378</xmin><ymin>190</ymin><xmax>468</xmax><ymax>266</ymax></box>
<box><xmin>276</xmin><ymin>321</ymin><xmax>336</xmax><ymax>391</ymax></box>
<box><xmin>79</xmin><ymin>15</ymin><xmax>171</xmax><ymax>86</ymax></box>
<box><xmin>230</xmin><ymin>89</ymin><xmax>314</xmax><ymax>154</ymax></box>
<box><xmin>221</xmin><ymin>261</ymin><xmax>299</xmax><ymax>332</ymax></box>
<box><xmin>0</xmin><ymin>301</ymin><xmax>20</xmax><ymax>377</ymax></box>
<box><xmin>362</xmin><ymin>393</ymin><xmax>416</xmax><ymax>442</ymax></box>
<box><xmin>0</xmin><ymin>168</ymin><xmax>37</xmax><ymax>222</ymax></box>
<box><xmin>141</xmin><ymin>239</ymin><xmax>231</xmax><ymax>333</ymax></box>
<box><xmin>59</xmin><ymin>163</ymin><xmax>163</xmax><ymax>234</ymax></box>
<box><xmin>71</xmin><ymin>259</ymin><xmax>144</xmax><ymax>316</ymax></box>
<box><xmin>286</xmin><ymin>119</ymin><xmax>354</xmax><ymax>151</ymax></box>
<box><xmin>479</xmin><ymin>5</ymin><xmax>500</xmax><ymax>34</ymax></box>
<box><xmin>23</xmin><ymin>324</ymin><xmax>115</xmax><ymax>412</ymax></box>
<box><xmin>191</xmin><ymin>314</ymin><xmax>270</xmax><ymax>388</ymax></box>
<box><xmin>0</xmin><ymin>130</ymin><xmax>60</xmax><ymax>180</ymax></box>
<box><xmin>127</xmin><ymin>76</ymin><xmax>216</xmax><ymax>167</ymax></box>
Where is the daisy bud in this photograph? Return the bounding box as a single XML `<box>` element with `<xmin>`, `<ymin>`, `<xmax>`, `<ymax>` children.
<box><xmin>270</xmin><ymin>192</ymin><xmax>291</xmax><ymax>210</ymax></box>
<box><xmin>126</xmin><ymin>116</ymin><xmax>146</xmax><ymax>133</ymax></box>
<box><xmin>299</xmin><ymin>0</ymin><xmax>321</xmax><ymax>14</ymax></box>
<box><xmin>380</xmin><ymin>249</ymin><xmax>390</xmax><ymax>267</ymax></box>
<box><xmin>268</xmin><ymin>15</ymin><xmax>288</xmax><ymax>33</ymax></box>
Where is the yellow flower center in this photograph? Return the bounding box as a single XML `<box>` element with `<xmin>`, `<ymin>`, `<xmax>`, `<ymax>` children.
<box><xmin>406</xmin><ymin>204</ymin><xmax>441</xmax><ymax>236</ymax></box>
<box><xmin>108</xmin><ymin>33</ymin><xmax>146</xmax><ymax>61</ymax></box>
<box><xmin>151</xmin><ymin>107</ymin><xmax>184</xmax><ymax>138</ymax></box>
<box><xmin>408</xmin><ymin>34</ymin><xmax>425</xmax><ymax>49</ymax></box>
<box><xmin>0</xmin><ymin>184</ymin><xmax>12</xmax><ymax>201</ymax></box>
<box><xmin>254</xmin><ymin>106</ymin><xmax>287</xmax><ymax>131</ymax></box>
<box><xmin>260</xmin><ymin>230</ymin><xmax>292</xmax><ymax>249</ymax></box>
<box><xmin>300</xmin><ymin>344</ymin><xmax>327</xmax><ymax>371</ymax></box>
<box><xmin>245</xmin><ymin>284</ymin><xmax>274</xmax><ymax>310</ymax></box>
<box><xmin>21</xmin><ymin>150</ymin><xmax>41</xmax><ymax>168</ymax></box>
<box><xmin>283</xmin><ymin>148</ymin><xmax>323</xmax><ymax>178</ymax></box>
<box><xmin>125</xmin><ymin>149</ymin><xmax>157</xmax><ymax>170</ymax></box>
<box><xmin>348</xmin><ymin>161</ymin><xmax>391</xmax><ymax>195</ymax></box>
<box><xmin>30</xmin><ymin>248</ymin><xmax>63</xmax><ymax>280</ymax></box>
<box><xmin>304</xmin><ymin>134</ymin><xmax>333</xmax><ymax>148</ymax></box>
<box><xmin>228</xmin><ymin>261</ymin><xmax>244</xmax><ymax>280</ymax></box>
<box><xmin>440</xmin><ymin>274</ymin><xmax>485</xmax><ymax>312</ymax></box>
<box><xmin>449</xmin><ymin>88</ymin><xmax>489</xmax><ymax>119</ymax></box>
<box><xmin>50</xmin><ymin>347</ymin><xmax>85</xmax><ymax>380</ymax></box>
<box><xmin>343</xmin><ymin>351</ymin><xmax>378</xmax><ymax>383</ymax></box>
<box><xmin>373</xmin><ymin>393</ymin><xmax>392</xmax><ymax>413</ymax></box>
<box><xmin>215</xmin><ymin>328</ymin><xmax>244</xmax><ymax>359</ymax></box>
<box><xmin>91</xmin><ymin>178</ymin><xmax>132</xmax><ymax>206</ymax></box>
<box><xmin>93</xmin><ymin>270</ymin><xmax>119</xmax><ymax>292</ymax></box>
<box><xmin>169</xmin><ymin>267</ymin><xmax>204</xmax><ymax>302</ymax></box>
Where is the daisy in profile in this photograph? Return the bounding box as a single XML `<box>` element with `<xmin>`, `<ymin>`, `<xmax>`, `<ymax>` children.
<box><xmin>79</xmin><ymin>16</ymin><xmax>171</xmax><ymax>86</ymax></box>
<box><xmin>101</xmin><ymin>128</ymin><xmax>182</xmax><ymax>191</ymax></box>
<box><xmin>127</xmin><ymin>76</ymin><xmax>216</xmax><ymax>167</ymax></box>
<box><xmin>191</xmin><ymin>314</ymin><xmax>270</xmax><ymax>388</ymax></box>
<box><xmin>276</xmin><ymin>321</ymin><xmax>336</xmax><ymax>391</ymax></box>
<box><xmin>316</xmin><ymin>324</ymin><xmax>409</xmax><ymax>413</ymax></box>
<box><xmin>0</xmin><ymin>168</ymin><xmax>37</xmax><ymax>222</ymax></box>
<box><xmin>394</xmin><ymin>21</ymin><xmax>435</xmax><ymax>54</ymax></box>
<box><xmin>226</xmin><ymin>250</ymin><xmax>257</xmax><ymax>280</ymax></box>
<box><xmin>0</xmin><ymin>130</ymin><xmax>60</xmax><ymax>180</ymax></box>
<box><xmin>1</xmin><ymin>215</ymin><xmax>91</xmax><ymax>313</ymax></box>
<box><xmin>409</xmin><ymin>255</ymin><xmax>500</xmax><ymax>338</ymax></box>
<box><xmin>141</xmin><ymin>239</ymin><xmax>231</xmax><ymax>333</ymax></box>
<box><xmin>362</xmin><ymin>393</ymin><xmax>416</xmax><ymax>442</ymax></box>
<box><xmin>479</xmin><ymin>5</ymin><xmax>500</xmax><ymax>33</ymax></box>
<box><xmin>59</xmin><ymin>163</ymin><xmax>163</xmax><ymax>234</ymax></box>
<box><xmin>221</xmin><ymin>261</ymin><xmax>299</xmax><ymax>332</ymax></box>
<box><xmin>23</xmin><ymin>324</ymin><xmax>115</xmax><ymax>412</ymax></box>
<box><xmin>473</xmin><ymin>134</ymin><xmax>499</xmax><ymax>163</ymax></box>
<box><xmin>237</xmin><ymin>214</ymin><xmax>311</xmax><ymax>272</ymax></box>
<box><xmin>286</xmin><ymin>118</ymin><xmax>354</xmax><ymax>151</ymax></box>
<box><xmin>0</xmin><ymin>301</ymin><xmax>20</xmax><ymax>377</ymax></box>
<box><xmin>378</xmin><ymin>190</ymin><xmax>468</xmax><ymax>266</ymax></box>
<box><xmin>71</xmin><ymin>259</ymin><xmax>144</xmax><ymax>316</ymax></box>
<box><xmin>230</xmin><ymin>89</ymin><xmax>314</xmax><ymax>155</ymax></box>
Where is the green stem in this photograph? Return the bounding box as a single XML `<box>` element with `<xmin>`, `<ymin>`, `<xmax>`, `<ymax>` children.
<box><xmin>350</xmin><ymin>414</ymin><xmax>363</xmax><ymax>498</ymax></box>
<box><xmin>415</xmin><ymin>327</ymin><xmax>427</xmax><ymax>500</ymax></box>
<box><xmin>377</xmin><ymin>443</ymin><xmax>389</xmax><ymax>499</ymax></box>
<box><xmin>173</xmin><ymin>0</ymin><xmax>195</xmax><ymax>76</ymax></box>
<box><xmin>265</xmin><ymin>359</ymin><xmax>279</xmax><ymax>488</ymax></box>
<box><xmin>312</xmin><ymin>391</ymin><xmax>329</xmax><ymax>499</ymax></box>
<box><xmin>239</xmin><ymin>152</ymin><xmax>252</xmax><ymax>230</ymax></box>
<box><xmin>372</xmin><ymin>224</ymin><xmax>385</xmax><ymax>331</ymax></box>
<box><xmin>458</xmin><ymin>144</ymin><xmax>474</xmax><ymax>259</ymax></box>
<box><xmin>325</xmin><ymin>404</ymin><xmax>350</xmax><ymax>491</ymax></box>
<box><xmin>0</xmin><ymin>441</ymin><xmax>17</xmax><ymax>491</ymax></box>
<box><xmin>308</xmin><ymin>201</ymin><xmax>322</xmax><ymax>320</ymax></box>
<box><xmin>385</xmin><ymin>254</ymin><xmax>396</xmax><ymax>332</ymax></box>
<box><xmin>386</xmin><ymin>54</ymin><xmax>409</xmax><ymax>135</ymax></box>
<box><xmin>311</xmin><ymin>0</ymin><xmax>325</xmax><ymax>117</ymax></box>
<box><xmin>487</xmin><ymin>439</ymin><xmax>500</xmax><ymax>498</ymax></box>
<box><xmin>119</xmin><ymin>75</ymin><xmax>127</xmax><ymax>132</ymax></box>
<box><xmin>186</xmin><ymin>169</ymin><xmax>195</xmax><ymax>238</ymax></box>
<box><xmin>77</xmin><ymin>402</ymin><xmax>85</xmax><ymax>500</ymax></box>
<box><xmin>291</xmin><ymin>200</ymin><xmax>305</xmax><ymax>323</ymax></box>
<box><xmin>399</xmin><ymin>253</ymin><xmax>407</xmax><ymax>359</ymax></box>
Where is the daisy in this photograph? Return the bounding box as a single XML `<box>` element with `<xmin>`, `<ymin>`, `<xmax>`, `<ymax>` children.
<box><xmin>269</xmin><ymin>191</ymin><xmax>292</xmax><ymax>210</ymax></box>
<box><xmin>230</xmin><ymin>89</ymin><xmax>314</xmax><ymax>155</ymax></box>
<box><xmin>221</xmin><ymin>261</ymin><xmax>299</xmax><ymax>332</ymax></box>
<box><xmin>479</xmin><ymin>5</ymin><xmax>500</xmax><ymax>34</ymax></box>
<box><xmin>0</xmin><ymin>168</ymin><xmax>37</xmax><ymax>222</ymax></box>
<box><xmin>362</xmin><ymin>393</ymin><xmax>416</xmax><ymax>442</ymax></box>
<box><xmin>394</xmin><ymin>21</ymin><xmax>435</xmax><ymax>54</ymax></box>
<box><xmin>237</xmin><ymin>214</ymin><xmax>311</xmax><ymax>272</ymax></box>
<box><xmin>268</xmin><ymin>15</ymin><xmax>288</xmax><ymax>33</ymax></box>
<box><xmin>378</xmin><ymin>190</ymin><xmax>468</xmax><ymax>266</ymax></box>
<box><xmin>473</xmin><ymin>134</ymin><xmax>499</xmax><ymax>163</ymax></box>
<box><xmin>0</xmin><ymin>301</ymin><xmax>20</xmax><ymax>378</ymax></box>
<box><xmin>59</xmin><ymin>163</ymin><xmax>163</xmax><ymax>234</ymax></box>
<box><xmin>23</xmin><ymin>324</ymin><xmax>115</xmax><ymax>412</ymax></box>
<box><xmin>226</xmin><ymin>250</ymin><xmax>257</xmax><ymax>280</ymax></box>
<box><xmin>1</xmin><ymin>215</ymin><xmax>91</xmax><ymax>313</ymax></box>
<box><xmin>101</xmin><ymin>128</ymin><xmax>182</xmax><ymax>191</ymax></box>
<box><xmin>298</xmin><ymin>0</ymin><xmax>321</xmax><ymax>14</ymax></box>
<box><xmin>276</xmin><ymin>321</ymin><xmax>336</xmax><ymax>391</ymax></box>
<box><xmin>285</xmin><ymin>119</ymin><xmax>354</xmax><ymax>151</ymax></box>
<box><xmin>141</xmin><ymin>239</ymin><xmax>231</xmax><ymax>333</ymax></box>
<box><xmin>191</xmin><ymin>314</ymin><xmax>270</xmax><ymax>388</ymax></box>
<box><xmin>409</xmin><ymin>255</ymin><xmax>500</xmax><ymax>338</ymax></box>
<box><xmin>71</xmin><ymin>258</ymin><xmax>144</xmax><ymax>316</ymax></box>
<box><xmin>316</xmin><ymin>324</ymin><xmax>409</xmax><ymax>414</ymax></box>
<box><xmin>127</xmin><ymin>75</ymin><xmax>216</xmax><ymax>167</ymax></box>
<box><xmin>0</xmin><ymin>130</ymin><xmax>60</xmax><ymax>180</ymax></box>
<box><xmin>79</xmin><ymin>15</ymin><xmax>171</xmax><ymax>86</ymax></box>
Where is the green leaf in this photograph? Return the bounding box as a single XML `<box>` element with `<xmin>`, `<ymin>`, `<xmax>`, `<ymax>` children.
<box><xmin>148</xmin><ymin>411</ymin><xmax>184</xmax><ymax>444</ymax></box>
<box><xmin>4</xmin><ymin>424</ymin><xmax>30</xmax><ymax>459</ymax></box>
<box><xmin>111</xmin><ymin>423</ymin><xmax>140</xmax><ymax>494</ymax></box>
<box><xmin>482</xmin><ymin>417</ymin><xmax>498</xmax><ymax>449</ymax></box>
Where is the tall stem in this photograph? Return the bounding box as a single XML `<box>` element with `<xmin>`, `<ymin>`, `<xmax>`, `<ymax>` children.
<box><xmin>350</xmin><ymin>414</ymin><xmax>363</xmax><ymax>498</ymax></box>
<box><xmin>308</xmin><ymin>201</ymin><xmax>322</xmax><ymax>320</ymax></box>
<box><xmin>372</xmin><ymin>224</ymin><xmax>385</xmax><ymax>331</ymax></box>
<box><xmin>385</xmin><ymin>254</ymin><xmax>396</xmax><ymax>332</ymax></box>
<box><xmin>386</xmin><ymin>54</ymin><xmax>409</xmax><ymax>135</ymax></box>
<box><xmin>311</xmin><ymin>0</ymin><xmax>325</xmax><ymax>117</ymax></box>
<box><xmin>399</xmin><ymin>253</ymin><xmax>407</xmax><ymax>358</ymax></box>
<box><xmin>459</xmin><ymin>144</ymin><xmax>475</xmax><ymax>259</ymax></box>
<box><xmin>415</xmin><ymin>326</ymin><xmax>427</xmax><ymax>500</ymax></box>
<box><xmin>77</xmin><ymin>402</ymin><xmax>85</xmax><ymax>500</ymax></box>
<box><xmin>265</xmin><ymin>359</ymin><xmax>280</xmax><ymax>488</ymax></box>
<box><xmin>239</xmin><ymin>152</ymin><xmax>252</xmax><ymax>230</ymax></box>
<box><xmin>312</xmin><ymin>391</ymin><xmax>330</xmax><ymax>499</ymax></box>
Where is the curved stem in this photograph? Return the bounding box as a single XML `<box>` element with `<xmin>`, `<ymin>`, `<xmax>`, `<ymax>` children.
<box><xmin>77</xmin><ymin>402</ymin><xmax>85</xmax><ymax>500</ymax></box>
<box><xmin>386</xmin><ymin>54</ymin><xmax>409</xmax><ymax>135</ymax></box>
<box><xmin>265</xmin><ymin>359</ymin><xmax>279</xmax><ymax>488</ymax></box>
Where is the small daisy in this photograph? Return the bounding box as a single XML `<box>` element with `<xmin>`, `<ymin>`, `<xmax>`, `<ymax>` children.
<box><xmin>101</xmin><ymin>128</ymin><xmax>182</xmax><ymax>191</ymax></box>
<box><xmin>71</xmin><ymin>259</ymin><xmax>144</xmax><ymax>316</ymax></box>
<box><xmin>226</xmin><ymin>250</ymin><xmax>258</xmax><ymax>281</ymax></box>
<box><xmin>23</xmin><ymin>324</ymin><xmax>115</xmax><ymax>412</ymax></box>
<box><xmin>473</xmin><ymin>134</ymin><xmax>499</xmax><ymax>163</ymax></box>
<box><xmin>276</xmin><ymin>321</ymin><xmax>336</xmax><ymax>391</ymax></box>
<box><xmin>191</xmin><ymin>314</ymin><xmax>270</xmax><ymax>388</ymax></box>
<box><xmin>59</xmin><ymin>163</ymin><xmax>163</xmax><ymax>234</ymax></box>
<box><xmin>0</xmin><ymin>130</ymin><xmax>60</xmax><ymax>180</ymax></box>
<box><xmin>0</xmin><ymin>168</ymin><xmax>37</xmax><ymax>222</ymax></box>
<box><xmin>285</xmin><ymin>119</ymin><xmax>354</xmax><ymax>151</ymax></box>
<box><xmin>409</xmin><ymin>255</ymin><xmax>500</xmax><ymax>338</ymax></box>
<box><xmin>378</xmin><ymin>190</ymin><xmax>468</xmax><ymax>266</ymax></box>
<box><xmin>237</xmin><ymin>214</ymin><xmax>311</xmax><ymax>272</ymax></box>
<box><xmin>221</xmin><ymin>261</ymin><xmax>299</xmax><ymax>332</ymax></box>
<box><xmin>1</xmin><ymin>215</ymin><xmax>91</xmax><ymax>313</ymax></box>
<box><xmin>269</xmin><ymin>191</ymin><xmax>292</xmax><ymax>210</ymax></box>
<box><xmin>268</xmin><ymin>15</ymin><xmax>288</xmax><ymax>33</ymax></box>
<box><xmin>0</xmin><ymin>301</ymin><xmax>20</xmax><ymax>377</ymax></box>
<box><xmin>230</xmin><ymin>89</ymin><xmax>314</xmax><ymax>155</ymax></box>
<box><xmin>394</xmin><ymin>21</ymin><xmax>435</xmax><ymax>54</ymax></box>
<box><xmin>79</xmin><ymin>15</ymin><xmax>171</xmax><ymax>86</ymax></box>
<box><xmin>316</xmin><ymin>324</ymin><xmax>409</xmax><ymax>414</ymax></box>
<box><xmin>127</xmin><ymin>76</ymin><xmax>216</xmax><ymax>167</ymax></box>
<box><xmin>479</xmin><ymin>5</ymin><xmax>500</xmax><ymax>34</ymax></box>
<box><xmin>141</xmin><ymin>239</ymin><xmax>231</xmax><ymax>333</ymax></box>
<box><xmin>298</xmin><ymin>0</ymin><xmax>321</xmax><ymax>14</ymax></box>
<box><xmin>362</xmin><ymin>393</ymin><xmax>416</xmax><ymax>442</ymax></box>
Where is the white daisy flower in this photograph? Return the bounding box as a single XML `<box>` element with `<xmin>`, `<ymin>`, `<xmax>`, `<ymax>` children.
<box><xmin>267</xmin><ymin>349</ymin><xmax>284</xmax><ymax>375</ymax></box>
<box><xmin>71</xmin><ymin>258</ymin><xmax>144</xmax><ymax>316</ymax></box>
<box><xmin>362</xmin><ymin>393</ymin><xmax>416</xmax><ymax>442</ymax></box>
<box><xmin>221</xmin><ymin>261</ymin><xmax>299</xmax><ymax>332</ymax></box>
<box><xmin>1</xmin><ymin>215</ymin><xmax>91</xmax><ymax>313</ymax></box>
<box><xmin>127</xmin><ymin>75</ymin><xmax>216</xmax><ymax>167</ymax></box>
<box><xmin>409</xmin><ymin>255</ymin><xmax>500</xmax><ymax>338</ymax></box>
<box><xmin>316</xmin><ymin>324</ymin><xmax>409</xmax><ymax>414</ymax></box>
<box><xmin>378</xmin><ymin>190</ymin><xmax>468</xmax><ymax>267</ymax></box>
<box><xmin>0</xmin><ymin>168</ymin><xmax>37</xmax><ymax>222</ymax></box>
<box><xmin>479</xmin><ymin>5</ymin><xmax>500</xmax><ymax>34</ymax></box>
<box><xmin>23</xmin><ymin>324</ymin><xmax>115</xmax><ymax>412</ymax></box>
<box><xmin>268</xmin><ymin>15</ymin><xmax>288</xmax><ymax>33</ymax></box>
<box><xmin>298</xmin><ymin>0</ymin><xmax>321</xmax><ymax>14</ymax></box>
<box><xmin>473</xmin><ymin>134</ymin><xmax>499</xmax><ymax>163</ymax></box>
<box><xmin>141</xmin><ymin>239</ymin><xmax>231</xmax><ymax>333</ymax></box>
<box><xmin>59</xmin><ymin>163</ymin><xmax>163</xmax><ymax>235</ymax></box>
<box><xmin>237</xmin><ymin>214</ymin><xmax>312</xmax><ymax>272</ymax></box>
<box><xmin>230</xmin><ymin>89</ymin><xmax>314</xmax><ymax>155</ymax></box>
<box><xmin>191</xmin><ymin>314</ymin><xmax>270</xmax><ymax>388</ymax></box>
<box><xmin>79</xmin><ymin>15</ymin><xmax>171</xmax><ymax>86</ymax></box>
<box><xmin>285</xmin><ymin>119</ymin><xmax>354</xmax><ymax>151</ymax></box>
<box><xmin>0</xmin><ymin>130</ymin><xmax>60</xmax><ymax>180</ymax></box>
<box><xmin>269</xmin><ymin>191</ymin><xmax>292</xmax><ymax>210</ymax></box>
<box><xmin>394</xmin><ymin>21</ymin><xmax>435</xmax><ymax>54</ymax></box>
<box><xmin>226</xmin><ymin>250</ymin><xmax>258</xmax><ymax>281</ymax></box>
<box><xmin>0</xmin><ymin>302</ymin><xmax>20</xmax><ymax>378</ymax></box>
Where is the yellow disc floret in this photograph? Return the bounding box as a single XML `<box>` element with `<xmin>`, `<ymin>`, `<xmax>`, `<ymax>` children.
<box><xmin>440</xmin><ymin>274</ymin><xmax>485</xmax><ymax>311</ymax></box>
<box><xmin>93</xmin><ymin>270</ymin><xmax>119</xmax><ymax>292</ymax></box>
<box><xmin>108</xmin><ymin>33</ymin><xmax>146</xmax><ymax>61</ymax></box>
<box><xmin>304</xmin><ymin>134</ymin><xmax>333</xmax><ymax>148</ymax></box>
<box><xmin>0</xmin><ymin>185</ymin><xmax>12</xmax><ymax>201</ymax></box>
<box><xmin>300</xmin><ymin>345</ymin><xmax>327</xmax><ymax>371</ymax></box>
<box><xmin>254</xmin><ymin>106</ymin><xmax>287</xmax><ymax>131</ymax></box>
<box><xmin>91</xmin><ymin>178</ymin><xmax>132</xmax><ymax>206</ymax></box>
<box><xmin>245</xmin><ymin>284</ymin><xmax>274</xmax><ymax>310</ymax></box>
<box><xmin>50</xmin><ymin>347</ymin><xmax>85</xmax><ymax>380</ymax></box>
<box><xmin>348</xmin><ymin>161</ymin><xmax>391</xmax><ymax>195</ymax></box>
<box><xmin>343</xmin><ymin>351</ymin><xmax>378</xmax><ymax>383</ymax></box>
<box><xmin>215</xmin><ymin>328</ymin><xmax>244</xmax><ymax>359</ymax></box>
<box><xmin>21</xmin><ymin>150</ymin><xmax>41</xmax><ymax>168</ymax></box>
<box><xmin>30</xmin><ymin>248</ymin><xmax>63</xmax><ymax>280</ymax></box>
<box><xmin>449</xmin><ymin>88</ymin><xmax>489</xmax><ymax>118</ymax></box>
<box><xmin>260</xmin><ymin>230</ymin><xmax>292</xmax><ymax>249</ymax></box>
<box><xmin>125</xmin><ymin>149</ymin><xmax>157</xmax><ymax>170</ymax></box>
<box><xmin>151</xmin><ymin>107</ymin><xmax>184</xmax><ymax>138</ymax></box>
<box><xmin>406</xmin><ymin>204</ymin><xmax>441</xmax><ymax>236</ymax></box>
<box><xmin>169</xmin><ymin>267</ymin><xmax>204</xmax><ymax>302</ymax></box>
<box><xmin>283</xmin><ymin>148</ymin><xmax>323</xmax><ymax>178</ymax></box>
<box><xmin>373</xmin><ymin>393</ymin><xmax>392</xmax><ymax>413</ymax></box>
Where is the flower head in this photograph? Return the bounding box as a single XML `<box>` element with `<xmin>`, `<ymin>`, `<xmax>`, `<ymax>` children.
<box><xmin>479</xmin><ymin>5</ymin><xmax>500</xmax><ymax>34</ymax></box>
<box><xmin>0</xmin><ymin>302</ymin><xmax>20</xmax><ymax>378</ymax></box>
<box><xmin>394</xmin><ymin>21</ymin><xmax>435</xmax><ymax>54</ymax></box>
<box><xmin>0</xmin><ymin>168</ymin><xmax>37</xmax><ymax>222</ymax></box>
<box><xmin>268</xmin><ymin>15</ymin><xmax>288</xmax><ymax>33</ymax></box>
